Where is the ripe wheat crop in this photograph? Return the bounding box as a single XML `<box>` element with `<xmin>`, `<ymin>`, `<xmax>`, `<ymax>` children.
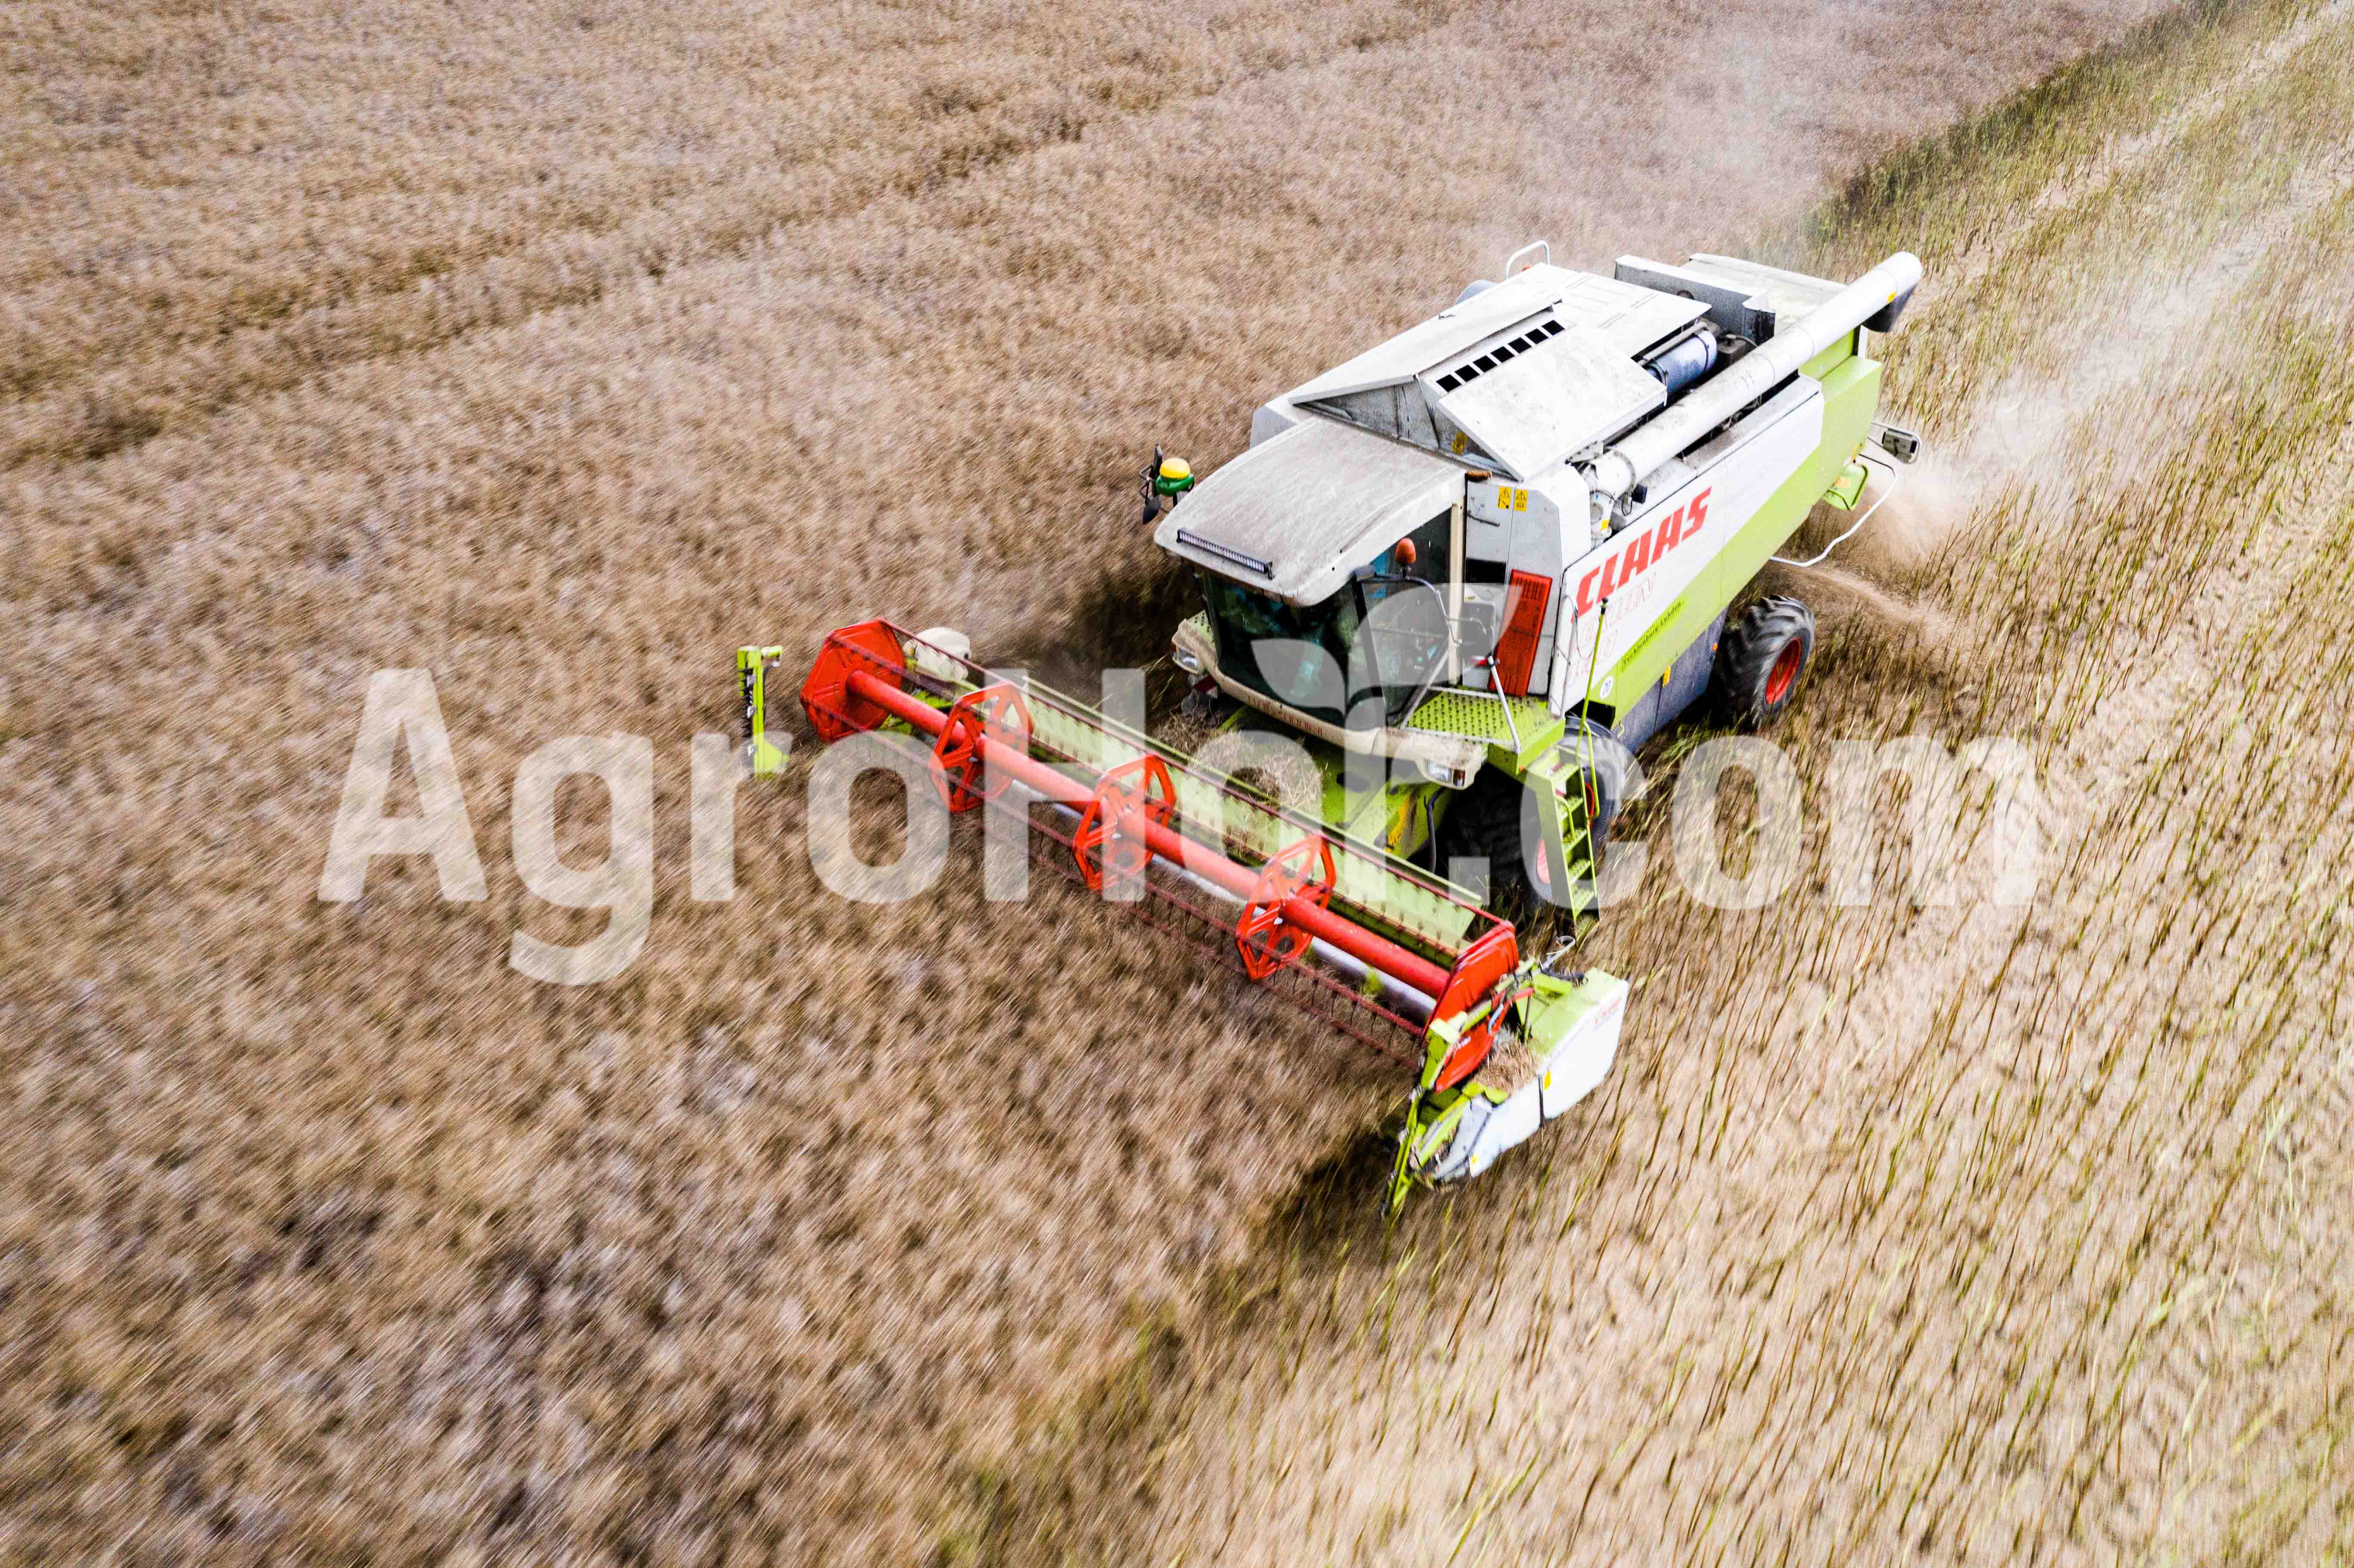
<box><xmin>10</xmin><ymin>0</ymin><xmax>2331</xmax><ymax>1563</ymax></box>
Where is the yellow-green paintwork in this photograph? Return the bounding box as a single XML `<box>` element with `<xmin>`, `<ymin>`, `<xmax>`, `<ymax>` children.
<box><xmin>1404</xmin><ymin>688</ymin><xmax>1565</xmax><ymax>772</ymax></box>
<box><xmin>1388</xmin><ymin>959</ymin><xmax>1627</xmax><ymax>1204</ymax></box>
<box><xmin>737</xmin><ymin>646</ymin><xmax>788</xmax><ymax>776</ymax></box>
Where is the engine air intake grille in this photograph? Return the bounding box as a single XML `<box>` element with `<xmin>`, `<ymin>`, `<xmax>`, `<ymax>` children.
<box><xmin>1435</xmin><ymin>317</ymin><xmax>1568</xmax><ymax>393</ymax></box>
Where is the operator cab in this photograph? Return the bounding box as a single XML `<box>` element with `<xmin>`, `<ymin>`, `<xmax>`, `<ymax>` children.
<box><xmin>1193</xmin><ymin>516</ymin><xmax>1455</xmax><ymax>729</ymax></box>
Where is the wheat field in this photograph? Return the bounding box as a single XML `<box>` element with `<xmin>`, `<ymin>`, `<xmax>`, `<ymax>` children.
<box><xmin>10</xmin><ymin>0</ymin><xmax>2346</xmax><ymax>1562</ymax></box>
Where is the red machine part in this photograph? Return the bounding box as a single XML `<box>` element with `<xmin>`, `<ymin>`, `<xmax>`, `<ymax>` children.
<box><xmin>798</xmin><ymin>622</ymin><xmax>1516</xmax><ymax>1059</ymax></box>
<box><xmin>931</xmin><ymin>684</ymin><xmax>1032</xmax><ymax>813</ymax></box>
<box><xmin>1493</xmin><ymin>570</ymin><xmax>1553</xmax><ymax>697</ymax></box>
<box><xmin>1236</xmin><ymin>836</ymin><xmax>1336</xmax><ymax>979</ymax></box>
<box><xmin>837</xmin><ymin>664</ymin><xmax>1453</xmax><ymax>998</ymax></box>
<box><xmin>800</xmin><ymin>621</ymin><xmax>906</xmax><ymax>741</ymax></box>
<box><xmin>1427</xmin><ymin>922</ymin><xmax>1522</xmax><ymax>1090</ymax></box>
<box><xmin>1074</xmin><ymin>754</ymin><xmax>1176</xmax><ymax>892</ymax></box>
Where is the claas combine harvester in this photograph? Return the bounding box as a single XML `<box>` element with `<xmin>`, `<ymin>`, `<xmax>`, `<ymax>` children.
<box><xmin>744</xmin><ymin>243</ymin><xmax>1923</xmax><ymax>1204</ymax></box>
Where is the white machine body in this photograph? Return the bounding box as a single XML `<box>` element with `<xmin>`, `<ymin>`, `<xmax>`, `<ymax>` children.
<box><xmin>1156</xmin><ymin>249</ymin><xmax>1920</xmax><ymax>714</ymax></box>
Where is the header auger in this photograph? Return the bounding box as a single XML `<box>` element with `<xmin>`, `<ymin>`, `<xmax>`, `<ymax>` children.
<box><xmin>744</xmin><ymin>240</ymin><xmax>1923</xmax><ymax>1202</ymax></box>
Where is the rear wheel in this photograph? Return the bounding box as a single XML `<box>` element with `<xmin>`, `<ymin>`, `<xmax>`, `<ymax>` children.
<box><xmin>1714</xmin><ymin>596</ymin><xmax>1815</xmax><ymax>728</ymax></box>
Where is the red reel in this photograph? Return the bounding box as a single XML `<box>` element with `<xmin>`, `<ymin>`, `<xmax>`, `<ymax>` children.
<box><xmin>929</xmin><ymin>684</ymin><xmax>1033</xmax><ymax>812</ymax></box>
<box><xmin>1236</xmin><ymin>836</ymin><xmax>1337</xmax><ymax>980</ymax></box>
<box><xmin>799</xmin><ymin>620</ymin><xmax>907</xmax><ymax>741</ymax></box>
<box><xmin>1074</xmin><ymin>754</ymin><xmax>1176</xmax><ymax>893</ymax></box>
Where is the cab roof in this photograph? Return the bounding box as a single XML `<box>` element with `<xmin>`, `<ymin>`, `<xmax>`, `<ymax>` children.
<box><xmin>1152</xmin><ymin>418</ymin><xmax>1461</xmax><ymax>606</ymax></box>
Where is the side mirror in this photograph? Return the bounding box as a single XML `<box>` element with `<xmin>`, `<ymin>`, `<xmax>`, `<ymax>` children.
<box><xmin>1139</xmin><ymin>445</ymin><xmax>1167</xmax><ymax>526</ymax></box>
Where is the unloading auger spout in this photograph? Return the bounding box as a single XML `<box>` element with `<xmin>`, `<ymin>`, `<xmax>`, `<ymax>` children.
<box><xmin>1586</xmin><ymin>250</ymin><xmax>1921</xmax><ymax>503</ymax></box>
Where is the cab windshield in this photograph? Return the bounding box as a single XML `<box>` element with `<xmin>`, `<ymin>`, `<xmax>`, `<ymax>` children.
<box><xmin>1199</xmin><ymin>571</ymin><xmax>1451</xmax><ymax>728</ymax></box>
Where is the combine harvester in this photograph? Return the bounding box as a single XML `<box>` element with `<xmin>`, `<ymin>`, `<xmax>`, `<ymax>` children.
<box><xmin>746</xmin><ymin>244</ymin><xmax>1921</xmax><ymax>1204</ymax></box>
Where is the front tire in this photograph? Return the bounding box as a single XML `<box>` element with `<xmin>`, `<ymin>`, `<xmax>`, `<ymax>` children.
<box><xmin>1437</xmin><ymin>764</ymin><xmax>1617</xmax><ymax>914</ymax></box>
<box><xmin>1714</xmin><ymin>596</ymin><xmax>1815</xmax><ymax>729</ymax></box>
